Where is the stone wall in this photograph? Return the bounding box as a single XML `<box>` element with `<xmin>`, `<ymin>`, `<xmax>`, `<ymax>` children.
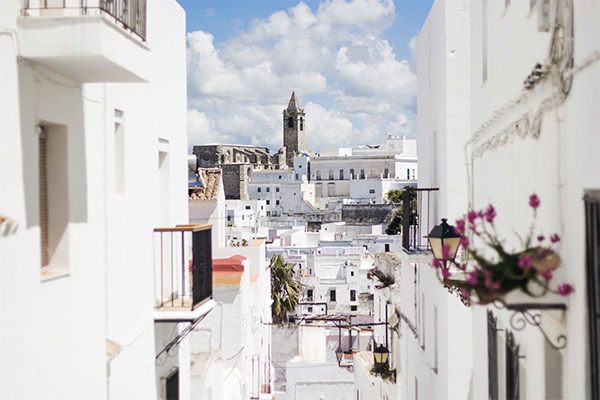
<box><xmin>341</xmin><ymin>204</ymin><xmax>398</xmax><ymax>224</ymax></box>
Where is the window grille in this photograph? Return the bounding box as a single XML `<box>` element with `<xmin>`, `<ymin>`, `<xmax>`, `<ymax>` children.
<box><xmin>488</xmin><ymin>310</ymin><xmax>499</xmax><ymax>400</ymax></box>
<box><xmin>586</xmin><ymin>191</ymin><xmax>600</xmax><ymax>399</ymax></box>
<box><xmin>506</xmin><ymin>331</ymin><xmax>520</xmax><ymax>400</ymax></box>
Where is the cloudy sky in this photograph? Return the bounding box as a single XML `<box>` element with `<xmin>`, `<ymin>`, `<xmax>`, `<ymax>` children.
<box><xmin>179</xmin><ymin>0</ymin><xmax>433</xmax><ymax>153</ymax></box>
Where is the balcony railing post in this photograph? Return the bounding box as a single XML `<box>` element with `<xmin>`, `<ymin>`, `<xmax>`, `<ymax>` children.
<box><xmin>181</xmin><ymin>231</ymin><xmax>185</xmax><ymax>308</ymax></box>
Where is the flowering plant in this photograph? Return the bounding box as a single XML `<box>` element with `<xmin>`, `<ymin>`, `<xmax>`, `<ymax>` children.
<box><xmin>436</xmin><ymin>194</ymin><xmax>574</xmax><ymax>305</ymax></box>
<box><xmin>367</xmin><ymin>267</ymin><xmax>395</xmax><ymax>289</ymax></box>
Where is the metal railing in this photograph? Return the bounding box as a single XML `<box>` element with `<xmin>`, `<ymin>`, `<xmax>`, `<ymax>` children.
<box><xmin>154</xmin><ymin>225</ymin><xmax>212</xmax><ymax>311</ymax></box>
<box><xmin>401</xmin><ymin>187</ymin><xmax>439</xmax><ymax>251</ymax></box>
<box><xmin>22</xmin><ymin>0</ymin><xmax>147</xmax><ymax>41</ymax></box>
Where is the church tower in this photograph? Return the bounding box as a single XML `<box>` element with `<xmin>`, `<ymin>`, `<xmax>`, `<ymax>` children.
<box><xmin>282</xmin><ymin>91</ymin><xmax>306</xmax><ymax>167</ymax></box>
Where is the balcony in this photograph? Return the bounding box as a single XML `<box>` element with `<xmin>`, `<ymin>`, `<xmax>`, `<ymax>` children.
<box><xmin>153</xmin><ymin>224</ymin><xmax>214</xmax><ymax>322</ymax></box>
<box><xmin>18</xmin><ymin>0</ymin><xmax>150</xmax><ymax>82</ymax></box>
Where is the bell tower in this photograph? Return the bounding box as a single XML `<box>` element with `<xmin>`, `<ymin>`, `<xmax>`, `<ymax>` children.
<box><xmin>282</xmin><ymin>91</ymin><xmax>306</xmax><ymax>167</ymax></box>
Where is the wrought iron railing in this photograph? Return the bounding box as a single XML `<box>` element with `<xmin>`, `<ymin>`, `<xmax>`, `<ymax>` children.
<box><xmin>401</xmin><ymin>187</ymin><xmax>439</xmax><ymax>251</ymax></box>
<box><xmin>22</xmin><ymin>0</ymin><xmax>147</xmax><ymax>41</ymax></box>
<box><xmin>154</xmin><ymin>225</ymin><xmax>212</xmax><ymax>311</ymax></box>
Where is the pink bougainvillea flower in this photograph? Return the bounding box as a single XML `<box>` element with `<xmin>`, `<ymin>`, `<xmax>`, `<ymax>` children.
<box><xmin>550</xmin><ymin>233</ymin><xmax>561</xmax><ymax>243</ymax></box>
<box><xmin>537</xmin><ymin>235</ymin><xmax>545</xmax><ymax>242</ymax></box>
<box><xmin>485</xmin><ymin>275</ymin><xmax>492</xmax><ymax>288</ymax></box>
<box><xmin>375</xmin><ymin>285</ymin><xmax>381</xmax><ymax>290</ymax></box>
<box><xmin>485</xmin><ymin>204</ymin><xmax>497</xmax><ymax>223</ymax></box>
<box><xmin>529</xmin><ymin>194</ymin><xmax>541</xmax><ymax>209</ymax></box>
<box><xmin>441</xmin><ymin>268</ymin><xmax>451</xmax><ymax>278</ymax></box>
<box><xmin>557</xmin><ymin>283</ymin><xmax>574</xmax><ymax>296</ymax></box>
<box><xmin>455</xmin><ymin>219</ymin><xmax>466</xmax><ymax>234</ymax></box>
<box><xmin>460</xmin><ymin>289</ymin><xmax>471</xmax><ymax>298</ymax></box>
<box><xmin>518</xmin><ymin>255</ymin><xmax>533</xmax><ymax>269</ymax></box>
<box><xmin>491</xmin><ymin>282</ymin><xmax>501</xmax><ymax>290</ymax></box>
<box><xmin>459</xmin><ymin>263</ymin><xmax>467</xmax><ymax>271</ymax></box>
<box><xmin>541</xmin><ymin>270</ymin><xmax>553</xmax><ymax>280</ymax></box>
<box><xmin>432</xmin><ymin>258</ymin><xmax>443</xmax><ymax>269</ymax></box>
<box><xmin>442</xmin><ymin>245</ymin><xmax>450</xmax><ymax>260</ymax></box>
<box><xmin>467</xmin><ymin>272</ymin><xmax>478</xmax><ymax>285</ymax></box>
<box><xmin>467</xmin><ymin>210</ymin><xmax>479</xmax><ymax>224</ymax></box>
<box><xmin>459</xmin><ymin>236</ymin><xmax>470</xmax><ymax>248</ymax></box>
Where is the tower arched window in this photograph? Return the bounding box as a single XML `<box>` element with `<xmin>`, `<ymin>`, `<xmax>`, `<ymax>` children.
<box><xmin>288</xmin><ymin>117</ymin><xmax>294</xmax><ymax>128</ymax></box>
<box><xmin>300</xmin><ymin>117</ymin><xmax>304</xmax><ymax>131</ymax></box>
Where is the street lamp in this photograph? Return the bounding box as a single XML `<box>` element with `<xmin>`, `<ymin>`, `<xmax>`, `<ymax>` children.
<box><xmin>335</xmin><ymin>346</ymin><xmax>343</xmax><ymax>366</ymax></box>
<box><xmin>428</xmin><ymin>218</ymin><xmax>461</xmax><ymax>266</ymax></box>
<box><xmin>373</xmin><ymin>344</ymin><xmax>389</xmax><ymax>371</ymax></box>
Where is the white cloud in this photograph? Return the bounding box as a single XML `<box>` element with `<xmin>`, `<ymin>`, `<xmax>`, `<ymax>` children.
<box><xmin>186</xmin><ymin>0</ymin><xmax>418</xmax><ymax>152</ymax></box>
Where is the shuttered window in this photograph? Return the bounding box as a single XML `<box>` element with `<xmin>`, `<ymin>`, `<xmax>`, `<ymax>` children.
<box><xmin>39</xmin><ymin>127</ymin><xmax>49</xmax><ymax>267</ymax></box>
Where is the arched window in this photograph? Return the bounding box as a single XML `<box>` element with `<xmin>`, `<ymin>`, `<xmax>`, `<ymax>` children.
<box><xmin>288</xmin><ymin>117</ymin><xmax>294</xmax><ymax>128</ymax></box>
<box><xmin>300</xmin><ymin>117</ymin><xmax>304</xmax><ymax>130</ymax></box>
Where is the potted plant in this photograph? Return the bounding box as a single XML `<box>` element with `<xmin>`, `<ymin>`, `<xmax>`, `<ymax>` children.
<box><xmin>367</xmin><ymin>267</ymin><xmax>395</xmax><ymax>289</ymax></box>
<box><xmin>434</xmin><ymin>194</ymin><xmax>574</xmax><ymax>305</ymax></box>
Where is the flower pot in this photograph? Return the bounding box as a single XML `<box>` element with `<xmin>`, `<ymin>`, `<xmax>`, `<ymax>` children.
<box><xmin>522</xmin><ymin>247</ymin><xmax>561</xmax><ymax>273</ymax></box>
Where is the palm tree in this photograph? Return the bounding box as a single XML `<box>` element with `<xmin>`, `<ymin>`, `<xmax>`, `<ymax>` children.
<box><xmin>270</xmin><ymin>255</ymin><xmax>303</xmax><ymax>324</ymax></box>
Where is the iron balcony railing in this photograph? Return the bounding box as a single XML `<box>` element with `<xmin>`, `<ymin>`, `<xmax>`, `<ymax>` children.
<box><xmin>22</xmin><ymin>0</ymin><xmax>147</xmax><ymax>41</ymax></box>
<box><xmin>154</xmin><ymin>225</ymin><xmax>212</xmax><ymax>311</ymax></box>
<box><xmin>401</xmin><ymin>187</ymin><xmax>439</xmax><ymax>251</ymax></box>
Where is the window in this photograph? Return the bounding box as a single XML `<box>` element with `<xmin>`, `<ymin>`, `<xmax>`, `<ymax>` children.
<box><xmin>339</xmin><ymin>169</ymin><xmax>344</xmax><ymax>180</ymax></box>
<box><xmin>407</xmin><ymin>169</ymin><xmax>410</xmax><ymax>179</ymax></box>
<box><xmin>369</xmin><ymin>189</ymin><xmax>375</xmax><ymax>194</ymax></box>
<box><xmin>258</xmin><ymin>187</ymin><xmax>261</xmax><ymax>192</ymax></box>
<box><xmin>260</xmin><ymin>206</ymin><xmax>264</xmax><ymax>210</ymax></box>
<box><xmin>330</xmin><ymin>289</ymin><xmax>336</xmax><ymax>302</ymax></box>
<box><xmin>329</xmin><ymin>169</ymin><xmax>334</xmax><ymax>180</ymax></box>
<box><xmin>245</xmin><ymin>206</ymin><xmax>251</xmax><ymax>210</ymax></box>
<box><xmin>316</xmin><ymin>170</ymin><xmax>321</xmax><ymax>180</ymax></box>
<box><xmin>384</xmin><ymin>168</ymin><xmax>389</xmax><ymax>178</ymax></box>
<box><xmin>585</xmin><ymin>191</ymin><xmax>600</xmax><ymax>398</ymax></box>
<box><xmin>360</xmin><ymin>169</ymin><xmax>365</xmax><ymax>179</ymax></box>
<box><xmin>315</xmin><ymin>184</ymin><xmax>323</xmax><ymax>197</ymax></box>
<box><xmin>276</xmin><ymin>187</ymin><xmax>280</xmax><ymax>192</ymax></box>
<box><xmin>412</xmin><ymin>169</ymin><xmax>416</xmax><ymax>180</ymax></box>
<box><xmin>300</xmin><ymin>117</ymin><xmax>304</xmax><ymax>130</ymax></box>
<box><xmin>308</xmin><ymin>306</ymin><xmax>313</xmax><ymax>313</ymax></box>
<box><xmin>279</xmin><ymin>175</ymin><xmax>282</xmax><ymax>179</ymax></box>
<box><xmin>350</xmin><ymin>169</ymin><xmax>355</xmax><ymax>179</ymax></box>
<box><xmin>266</xmin><ymin>200</ymin><xmax>270</xmax><ymax>205</ymax></box>
<box><xmin>350</xmin><ymin>290</ymin><xmax>356</xmax><ymax>301</ymax></box>
<box><xmin>288</xmin><ymin>117</ymin><xmax>293</xmax><ymax>128</ymax></box>
<box><xmin>295</xmin><ymin>174</ymin><xmax>298</xmax><ymax>180</ymax></box>
<box><xmin>350</xmin><ymin>271</ymin><xmax>354</xmax><ymax>277</ymax></box>
<box><xmin>276</xmin><ymin>200</ymin><xmax>280</xmax><ymax>205</ymax></box>
<box><xmin>307</xmin><ymin>289</ymin><xmax>313</xmax><ymax>301</ymax></box>
<box><xmin>39</xmin><ymin>125</ymin><xmax>69</xmax><ymax>270</ymax></box>
<box><xmin>266</xmin><ymin>211</ymin><xmax>270</xmax><ymax>216</ymax></box>
<box><xmin>385</xmin><ymin>244</ymin><xmax>390</xmax><ymax>252</ymax></box>
<box><xmin>227</xmin><ymin>215</ymin><xmax>231</xmax><ymax>221</ymax></box>
<box><xmin>266</xmin><ymin>187</ymin><xmax>270</xmax><ymax>192</ymax></box>
<box><xmin>350</xmin><ymin>305</ymin><xmax>357</xmax><ymax>311</ymax></box>
<box><xmin>327</xmin><ymin>183</ymin><xmax>335</xmax><ymax>197</ymax></box>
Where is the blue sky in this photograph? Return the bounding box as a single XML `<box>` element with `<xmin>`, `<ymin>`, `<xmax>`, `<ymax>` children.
<box><xmin>179</xmin><ymin>0</ymin><xmax>434</xmax><ymax>152</ymax></box>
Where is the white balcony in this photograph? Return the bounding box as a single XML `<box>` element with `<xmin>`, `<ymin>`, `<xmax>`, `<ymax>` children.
<box><xmin>18</xmin><ymin>0</ymin><xmax>150</xmax><ymax>82</ymax></box>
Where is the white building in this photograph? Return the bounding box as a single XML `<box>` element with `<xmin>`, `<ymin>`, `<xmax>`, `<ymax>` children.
<box><xmin>353</xmin><ymin>1</ymin><xmax>473</xmax><ymax>399</ymax></box>
<box><xmin>308</xmin><ymin>135</ymin><xmax>418</xmax><ymax>210</ymax></box>
<box><xmin>466</xmin><ymin>1</ymin><xmax>600</xmax><ymax>399</ymax></box>
<box><xmin>189</xmin><ymin>167</ymin><xmax>227</xmax><ymax>248</ymax></box>
<box><xmin>247</xmin><ymin>157</ymin><xmax>316</xmax><ymax>217</ymax></box>
<box><xmin>0</xmin><ymin>1</ymin><xmax>216</xmax><ymax>399</ymax></box>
